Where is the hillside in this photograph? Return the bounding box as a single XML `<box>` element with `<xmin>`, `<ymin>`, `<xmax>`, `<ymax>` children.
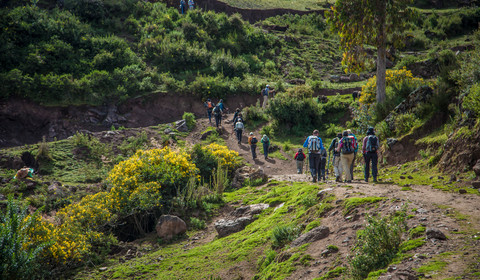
<box><xmin>1</xmin><ymin>0</ymin><xmax>480</xmax><ymax>280</ymax></box>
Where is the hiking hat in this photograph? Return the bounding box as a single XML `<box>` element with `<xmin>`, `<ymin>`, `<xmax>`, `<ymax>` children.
<box><xmin>263</xmin><ymin>134</ymin><xmax>267</xmax><ymax>138</ymax></box>
<box><xmin>346</xmin><ymin>129</ymin><xmax>352</xmax><ymax>135</ymax></box>
<box><xmin>313</xmin><ymin>130</ymin><xmax>319</xmax><ymax>135</ymax></box>
<box><xmin>367</xmin><ymin>127</ymin><xmax>375</xmax><ymax>135</ymax></box>
<box><xmin>207</xmin><ymin>98</ymin><xmax>211</xmax><ymax>101</ymax></box>
<box><xmin>250</xmin><ymin>132</ymin><xmax>254</xmax><ymax>135</ymax></box>
<box><xmin>266</xmin><ymin>85</ymin><xmax>269</xmax><ymax>88</ymax></box>
<box><xmin>220</xmin><ymin>99</ymin><xmax>223</xmax><ymax>102</ymax></box>
<box><xmin>298</xmin><ymin>148</ymin><xmax>303</xmax><ymax>152</ymax></box>
<box><xmin>337</xmin><ymin>133</ymin><xmax>342</xmax><ymax>138</ymax></box>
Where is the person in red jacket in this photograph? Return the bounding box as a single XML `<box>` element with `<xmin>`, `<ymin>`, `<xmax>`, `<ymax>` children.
<box><xmin>294</xmin><ymin>148</ymin><xmax>306</xmax><ymax>174</ymax></box>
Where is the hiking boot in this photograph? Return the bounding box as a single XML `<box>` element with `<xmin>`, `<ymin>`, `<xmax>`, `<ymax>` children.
<box><xmin>373</xmin><ymin>178</ymin><xmax>377</xmax><ymax>183</ymax></box>
<box><xmin>365</xmin><ymin>178</ymin><xmax>368</xmax><ymax>182</ymax></box>
<box><xmin>346</xmin><ymin>180</ymin><xmax>352</xmax><ymax>183</ymax></box>
<box><xmin>312</xmin><ymin>176</ymin><xmax>317</xmax><ymax>183</ymax></box>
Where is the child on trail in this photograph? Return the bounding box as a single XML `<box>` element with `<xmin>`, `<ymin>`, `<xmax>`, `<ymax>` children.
<box><xmin>303</xmin><ymin>129</ymin><xmax>324</xmax><ymax>183</ymax></box>
<box><xmin>328</xmin><ymin>133</ymin><xmax>343</xmax><ymax>182</ymax></box>
<box><xmin>336</xmin><ymin>131</ymin><xmax>356</xmax><ymax>183</ymax></box>
<box><xmin>362</xmin><ymin>127</ymin><xmax>379</xmax><ymax>183</ymax></box>
<box><xmin>319</xmin><ymin>144</ymin><xmax>327</xmax><ymax>181</ymax></box>
<box><xmin>294</xmin><ymin>148</ymin><xmax>306</xmax><ymax>174</ymax></box>
<box><xmin>204</xmin><ymin>99</ymin><xmax>214</xmax><ymax>124</ymax></box>
<box><xmin>213</xmin><ymin>104</ymin><xmax>222</xmax><ymax>128</ymax></box>
<box><xmin>234</xmin><ymin>119</ymin><xmax>244</xmax><ymax>144</ymax></box>
<box><xmin>248</xmin><ymin>132</ymin><xmax>258</xmax><ymax>159</ymax></box>
<box><xmin>261</xmin><ymin>134</ymin><xmax>270</xmax><ymax>160</ymax></box>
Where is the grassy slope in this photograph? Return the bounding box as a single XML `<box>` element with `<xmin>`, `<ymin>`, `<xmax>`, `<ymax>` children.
<box><xmin>217</xmin><ymin>0</ymin><xmax>333</xmax><ymax>10</ymax></box>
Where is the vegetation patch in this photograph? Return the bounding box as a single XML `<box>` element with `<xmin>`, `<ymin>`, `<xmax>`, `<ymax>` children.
<box><xmin>343</xmin><ymin>197</ymin><xmax>386</xmax><ymax>215</ymax></box>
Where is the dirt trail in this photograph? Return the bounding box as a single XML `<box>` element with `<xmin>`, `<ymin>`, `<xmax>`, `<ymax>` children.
<box><xmin>185</xmin><ymin>114</ymin><xmax>480</xmax><ymax>279</ymax></box>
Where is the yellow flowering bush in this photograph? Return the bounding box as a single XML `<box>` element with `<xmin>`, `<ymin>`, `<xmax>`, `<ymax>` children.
<box><xmin>192</xmin><ymin>143</ymin><xmax>241</xmax><ymax>182</ymax></box>
<box><xmin>359</xmin><ymin>68</ymin><xmax>425</xmax><ymax>105</ymax></box>
<box><xmin>202</xmin><ymin>143</ymin><xmax>241</xmax><ymax>172</ymax></box>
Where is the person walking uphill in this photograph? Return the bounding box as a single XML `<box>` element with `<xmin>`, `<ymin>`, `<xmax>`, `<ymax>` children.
<box><xmin>303</xmin><ymin>130</ymin><xmax>323</xmax><ymax>183</ymax></box>
<box><xmin>294</xmin><ymin>148</ymin><xmax>306</xmax><ymax>174</ymax></box>
<box><xmin>336</xmin><ymin>131</ymin><xmax>356</xmax><ymax>183</ymax></box>
<box><xmin>248</xmin><ymin>132</ymin><xmax>258</xmax><ymax>159</ymax></box>
<box><xmin>261</xmin><ymin>85</ymin><xmax>271</xmax><ymax>109</ymax></box>
<box><xmin>261</xmin><ymin>134</ymin><xmax>270</xmax><ymax>160</ymax></box>
<box><xmin>188</xmin><ymin>0</ymin><xmax>194</xmax><ymax>10</ymax></box>
<box><xmin>234</xmin><ymin>119</ymin><xmax>244</xmax><ymax>144</ymax></box>
<box><xmin>328</xmin><ymin>133</ymin><xmax>343</xmax><ymax>182</ymax></box>
<box><xmin>319</xmin><ymin>144</ymin><xmax>327</xmax><ymax>181</ymax></box>
<box><xmin>347</xmin><ymin>129</ymin><xmax>358</xmax><ymax>180</ymax></box>
<box><xmin>363</xmin><ymin>127</ymin><xmax>379</xmax><ymax>183</ymax></box>
<box><xmin>213</xmin><ymin>104</ymin><xmax>222</xmax><ymax>128</ymax></box>
<box><xmin>204</xmin><ymin>99</ymin><xmax>214</xmax><ymax>124</ymax></box>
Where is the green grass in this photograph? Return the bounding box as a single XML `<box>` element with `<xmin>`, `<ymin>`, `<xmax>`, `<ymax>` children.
<box><xmin>218</xmin><ymin>0</ymin><xmax>331</xmax><ymax>10</ymax></box>
<box><xmin>314</xmin><ymin>266</ymin><xmax>347</xmax><ymax>280</ymax></box>
<box><xmin>343</xmin><ymin>197</ymin><xmax>386</xmax><ymax>215</ymax></box>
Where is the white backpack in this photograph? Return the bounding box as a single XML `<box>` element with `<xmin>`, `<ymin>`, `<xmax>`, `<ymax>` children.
<box><xmin>308</xmin><ymin>136</ymin><xmax>321</xmax><ymax>152</ymax></box>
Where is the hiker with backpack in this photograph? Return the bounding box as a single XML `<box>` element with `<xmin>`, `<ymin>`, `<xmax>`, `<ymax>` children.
<box><xmin>362</xmin><ymin>127</ymin><xmax>379</xmax><ymax>182</ymax></box>
<box><xmin>204</xmin><ymin>99</ymin><xmax>214</xmax><ymax>124</ymax></box>
<box><xmin>347</xmin><ymin>129</ymin><xmax>358</xmax><ymax>180</ymax></box>
<box><xmin>303</xmin><ymin>130</ymin><xmax>324</xmax><ymax>182</ymax></box>
<box><xmin>179</xmin><ymin>0</ymin><xmax>186</xmax><ymax>14</ymax></box>
<box><xmin>234</xmin><ymin>119</ymin><xmax>244</xmax><ymax>144</ymax></box>
<box><xmin>261</xmin><ymin>134</ymin><xmax>270</xmax><ymax>160</ymax></box>
<box><xmin>261</xmin><ymin>85</ymin><xmax>272</xmax><ymax>109</ymax></box>
<box><xmin>336</xmin><ymin>131</ymin><xmax>356</xmax><ymax>183</ymax></box>
<box><xmin>294</xmin><ymin>148</ymin><xmax>306</xmax><ymax>174</ymax></box>
<box><xmin>213</xmin><ymin>104</ymin><xmax>223</xmax><ymax>128</ymax></box>
<box><xmin>248</xmin><ymin>132</ymin><xmax>258</xmax><ymax>159</ymax></box>
<box><xmin>319</xmin><ymin>144</ymin><xmax>328</xmax><ymax>181</ymax></box>
<box><xmin>328</xmin><ymin>133</ymin><xmax>343</xmax><ymax>182</ymax></box>
<box><xmin>188</xmin><ymin>0</ymin><xmax>194</xmax><ymax>10</ymax></box>
<box><xmin>217</xmin><ymin>99</ymin><xmax>226</xmax><ymax>115</ymax></box>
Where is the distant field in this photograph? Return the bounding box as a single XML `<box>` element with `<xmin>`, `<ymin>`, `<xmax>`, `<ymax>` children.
<box><xmin>218</xmin><ymin>0</ymin><xmax>333</xmax><ymax>11</ymax></box>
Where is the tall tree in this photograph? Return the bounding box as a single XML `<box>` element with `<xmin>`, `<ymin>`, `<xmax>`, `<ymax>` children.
<box><xmin>326</xmin><ymin>0</ymin><xmax>414</xmax><ymax>103</ymax></box>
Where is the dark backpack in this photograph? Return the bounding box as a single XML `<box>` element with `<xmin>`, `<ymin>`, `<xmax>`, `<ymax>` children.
<box><xmin>251</xmin><ymin>137</ymin><xmax>258</xmax><ymax>145</ymax></box>
<box><xmin>296</xmin><ymin>152</ymin><xmax>305</xmax><ymax>161</ymax></box>
<box><xmin>341</xmin><ymin>137</ymin><xmax>354</xmax><ymax>154</ymax></box>
<box><xmin>366</xmin><ymin>135</ymin><xmax>379</xmax><ymax>152</ymax></box>
<box><xmin>213</xmin><ymin>106</ymin><xmax>220</xmax><ymax>115</ymax></box>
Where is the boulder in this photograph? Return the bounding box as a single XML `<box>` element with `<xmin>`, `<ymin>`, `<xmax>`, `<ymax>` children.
<box><xmin>155</xmin><ymin>215</ymin><xmax>187</xmax><ymax>240</ymax></box>
<box><xmin>291</xmin><ymin>226</ymin><xmax>330</xmax><ymax>247</ymax></box>
<box><xmin>387</xmin><ymin>138</ymin><xmax>398</xmax><ymax>147</ymax></box>
<box><xmin>48</xmin><ymin>181</ymin><xmax>66</xmax><ymax>197</ymax></box>
<box><xmin>378</xmin><ymin>269</ymin><xmax>418</xmax><ymax>280</ymax></box>
<box><xmin>473</xmin><ymin>159</ymin><xmax>480</xmax><ymax>176</ymax></box>
<box><xmin>426</xmin><ymin>228</ymin><xmax>447</xmax><ymax>240</ymax></box>
<box><xmin>164</xmin><ymin>128</ymin><xmax>173</xmax><ymax>134</ymax></box>
<box><xmin>317</xmin><ymin>188</ymin><xmax>333</xmax><ymax>200</ymax></box>
<box><xmin>231</xmin><ymin>203</ymin><xmax>269</xmax><ymax>217</ymax></box>
<box><xmin>200</xmin><ymin>130</ymin><xmax>215</xmax><ymax>140</ymax></box>
<box><xmin>175</xmin><ymin>120</ymin><xmax>188</xmax><ymax>132</ymax></box>
<box><xmin>214</xmin><ymin>217</ymin><xmax>254</xmax><ymax>238</ymax></box>
<box><xmin>232</xmin><ymin>166</ymin><xmax>267</xmax><ymax>188</ymax></box>
<box><xmin>471</xmin><ymin>181</ymin><xmax>480</xmax><ymax>189</ymax></box>
<box><xmin>268</xmin><ymin>144</ymin><xmax>279</xmax><ymax>153</ymax></box>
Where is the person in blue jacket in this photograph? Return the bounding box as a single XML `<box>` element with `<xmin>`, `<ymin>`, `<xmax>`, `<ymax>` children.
<box><xmin>303</xmin><ymin>130</ymin><xmax>324</xmax><ymax>183</ymax></box>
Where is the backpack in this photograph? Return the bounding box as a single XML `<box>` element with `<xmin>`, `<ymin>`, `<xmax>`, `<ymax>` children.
<box><xmin>235</xmin><ymin>122</ymin><xmax>244</xmax><ymax>130</ymax></box>
<box><xmin>207</xmin><ymin>101</ymin><xmax>213</xmax><ymax>109</ymax></box>
<box><xmin>366</xmin><ymin>135</ymin><xmax>379</xmax><ymax>152</ymax></box>
<box><xmin>261</xmin><ymin>88</ymin><xmax>266</xmax><ymax>96</ymax></box>
<box><xmin>341</xmin><ymin>137</ymin><xmax>354</xmax><ymax>154</ymax></box>
<box><xmin>296</xmin><ymin>152</ymin><xmax>305</xmax><ymax>161</ymax></box>
<box><xmin>308</xmin><ymin>136</ymin><xmax>321</xmax><ymax>152</ymax></box>
<box><xmin>213</xmin><ymin>106</ymin><xmax>220</xmax><ymax>115</ymax></box>
<box><xmin>261</xmin><ymin>135</ymin><xmax>269</xmax><ymax>144</ymax></box>
<box><xmin>251</xmin><ymin>137</ymin><xmax>258</xmax><ymax>145</ymax></box>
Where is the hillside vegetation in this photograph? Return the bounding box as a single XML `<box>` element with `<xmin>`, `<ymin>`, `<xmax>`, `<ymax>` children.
<box><xmin>2</xmin><ymin>0</ymin><xmax>480</xmax><ymax>280</ymax></box>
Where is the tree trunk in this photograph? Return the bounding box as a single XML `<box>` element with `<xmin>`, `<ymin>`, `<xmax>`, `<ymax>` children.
<box><xmin>376</xmin><ymin>0</ymin><xmax>387</xmax><ymax>104</ymax></box>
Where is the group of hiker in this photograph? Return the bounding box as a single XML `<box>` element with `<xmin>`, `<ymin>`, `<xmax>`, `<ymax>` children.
<box><xmin>204</xmin><ymin>99</ymin><xmax>226</xmax><ymax>128</ymax></box>
<box><xmin>179</xmin><ymin>0</ymin><xmax>195</xmax><ymax>14</ymax></box>
<box><xmin>296</xmin><ymin>128</ymin><xmax>379</xmax><ymax>183</ymax></box>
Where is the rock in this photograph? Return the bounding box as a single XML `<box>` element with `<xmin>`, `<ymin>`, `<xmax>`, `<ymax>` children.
<box><xmin>99</xmin><ymin>267</ymin><xmax>108</xmax><ymax>272</ymax></box>
<box><xmin>472</xmin><ymin>181</ymin><xmax>480</xmax><ymax>189</ymax></box>
<box><xmin>48</xmin><ymin>181</ymin><xmax>66</xmax><ymax>197</ymax></box>
<box><xmin>214</xmin><ymin>217</ymin><xmax>254</xmax><ymax>238</ymax></box>
<box><xmin>473</xmin><ymin>159</ymin><xmax>480</xmax><ymax>176</ymax></box>
<box><xmin>232</xmin><ymin>166</ymin><xmax>267</xmax><ymax>188</ymax></box>
<box><xmin>416</xmin><ymin>208</ymin><xmax>428</xmax><ymax>214</ymax></box>
<box><xmin>459</xmin><ymin>189</ymin><xmax>467</xmax><ymax>194</ymax></box>
<box><xmin>164</xmin><ymin>128</ymin><xmax>173</xmax><ymax>134</ymax></box>
<box><xmin>268</xmin><ymin>144</ymin><xmax>279</xmax><ymax>153</ymax></box>
<box><xmin>291</xmin><ymin>226</ymin><xmax>330</xmax><ymax>247</ymax></box>
<box><xmin>426</xmin><ymin>228</ymin><xmax>447</xmax><ymax>240</ymax></box>
<box><xmin>155</xmin><ymin>215</ymin><xmax>187</xmax><ymax>240</ymax></box>
<box><xmin>387</xmin><ymin>138</ymin><xmax>398</xmax><ymax>147</ymax></box>
<box><xmin>378</xmin><ymin>269</ymin><xmax>418</xmax><ymax>280</ymax></box>
<box><xmin>412</xmin><ymin>168</ymin><xmax>419</xmax><ymax>173</ymax></box>
<box><xmin>437</xmin><ymin>176</ymin><xmax>444</xmax><ymax>180</ymax></box>
<box><xmin>400</xmin><ymin>176</ymin><xmax>406</xmax><ymax>179</ymax></box>
<box><xmin>175</xmin><ymin>120</ymin><xmax>188</xmax><ymax>132</ymax></box>
<box><xmin>448</xmin><ymin>175</ymin><xmax>457</xmax><ymax>183</ymax></box>
<box><xmin>317</xmin><ymin>188</ymin><xmax>334</xmax><ymax>199</ymax></box>
<box><xmin>408</xmin><ymin>176</ymin><xmax>414</xmax><ymax>179</ymax></box>
<box><xmin>231</xmin><ymin>204</ymin><xmax>269</xmax><ymax>217</ymax></box>
<box><xmin>200</xmin><ymin>130</ymin><xmax>214</xmax><ymax>140</ymax></box>
<box><xmin>0</xmin><ymin>194</ymin><xmax>5</xmax><ymax>201</ymax></box>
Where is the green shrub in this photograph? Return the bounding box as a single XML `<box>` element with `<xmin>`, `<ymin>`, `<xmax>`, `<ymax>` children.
<box><xmin>243</xmin><ymin>101</ymin><xmax>268</xmax><ymax>126</ymax></box>
<box><xmin>463</xmin><ymin>83</ymin><xmax>480</xmax><ymax>116</ymax></box>
<box><xmin>0</xmin><ymin>196</ymin><xmax>52</xmax><ymax>280</ymax></box>
<box><xmin>394</xmin><ymin>113</ymin><xmax>422</xmax><ymax>136</ymax></box>
<box><xmin>183</xmin><ymin>112</ymin><xmax>197</xmax><ymax>130</ymax></box>
<box><xmin>190</xmin><ymin>217</ymin><xmax>206</xmax><ymax>230</ymax></box>
<box><xmin>300</xmin><ymin>195</ymin><xmax>317</xmax><ymax>209</ymax></box>
<box><xmin>349</xmin><ymin>211</ymin><xmax>407</xmax><ymax>279</ymax></box>
<box><xmin>271</xmin><ymin>224</ymin><xmax>300</xmax><ymax>248</ymax></box>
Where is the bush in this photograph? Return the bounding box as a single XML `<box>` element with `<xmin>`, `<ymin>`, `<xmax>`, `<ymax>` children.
<box><xmin>394</xmin><ymin>113</ymin><xmax>422</xmax><ymax>136</ymax></box>
<box><xmin>183</xmin><ymin>112</ymin><xmax>196</xmax><ymax>130</ymax></box>
<box><xmin>463</xmin><ymin>83</ymin><xmax>480</xmax><ymax>116</ymax></box>
<box><xmin>271</xmin><ymin>224</ymin><xmax>300</xmax><ymax>248</ymax></box>
<box><xmin>190</xmin><ymin>217</ymin><xmax>206</xmax><ymax>230</ymax></box>
<box><xmin>0</xmin><ymin>196</ymin><xmax>51</xmax><ymax>279</ymax></box>
<box><xmin>267</xmin><ymin>85</ymin><xmax>324</xmax><ymax>135</ymax></box>
<box><xmin>349</xmin><ymin>211</ymin><xmax>407</xmax><ymax>279</ymax></box>
<box><xmin>242</xmin><ymin>101</ymin><xmax>268</xmax><ymax>126</ymax></box>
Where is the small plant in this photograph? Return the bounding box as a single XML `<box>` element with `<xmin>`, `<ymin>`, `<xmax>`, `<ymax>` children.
<box><xmin>300</xmin><ymin>195</ymin><xmax>317</xmax><ymax>209</ymax></box>
<box><xmin>183</xmin><ymin>112</ymin><xmax>196</xmax><ymax>130</ymax></box>
<box><xmin>36</xmin><ymin>136</ymin><xmax>52</xmax><ymax>161</ymax></box>
<box><xmin>189</xmin><ymin>217</ymin><xmax>206</xmax><ymax>230</ymax></box>
<box><xmin>271</xmin><ymin>224</ymin><xmax>300</xmax><ymax>248</ymax></box>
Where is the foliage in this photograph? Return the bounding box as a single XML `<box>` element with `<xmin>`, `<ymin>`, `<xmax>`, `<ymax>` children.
<box><xmin>463</xmin><ymin>83</ymin><xmax>480</xmax><ymax>116</ymax></box>
<box><xmin>182</xmin><ymin>112</ymin><xmax>196</xmax><ymax>130</ymax></box>
<box><xmin>393</xmin><ymin>113</ymin><xmax>422</xmax><ymax>136</ymax></box>
<box><xmin>189</xmin><ymin>217</ymin><xmax>206</xmax><ymax>230</ymax></box>
<box><xmin>266</xmin><ymin>85</ymin><xmax>324</xmax><ymax>135</ymax></box>
<box><xmin>242</xmin><ymin>100</ymin><xmax>268</xmax><ymax>126</ymax></box>
<box><xmin>0</xmin><ymin>196</ymin><xmax>51</xmax><ymax>280</ymax></box>
<box><xmin>271</xmin><ymin>224</ymin><xmax>300</xmax><ymax>248</ymax></box>
<box><xmin>191</xmin><ymin>143</ymin><xmax>241</xmax><ymax>182</ymax></box>
<box><xmin>349</xmin><ymin>211</ymin><xmax>407</xmax><ymax>279</ymax></box>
